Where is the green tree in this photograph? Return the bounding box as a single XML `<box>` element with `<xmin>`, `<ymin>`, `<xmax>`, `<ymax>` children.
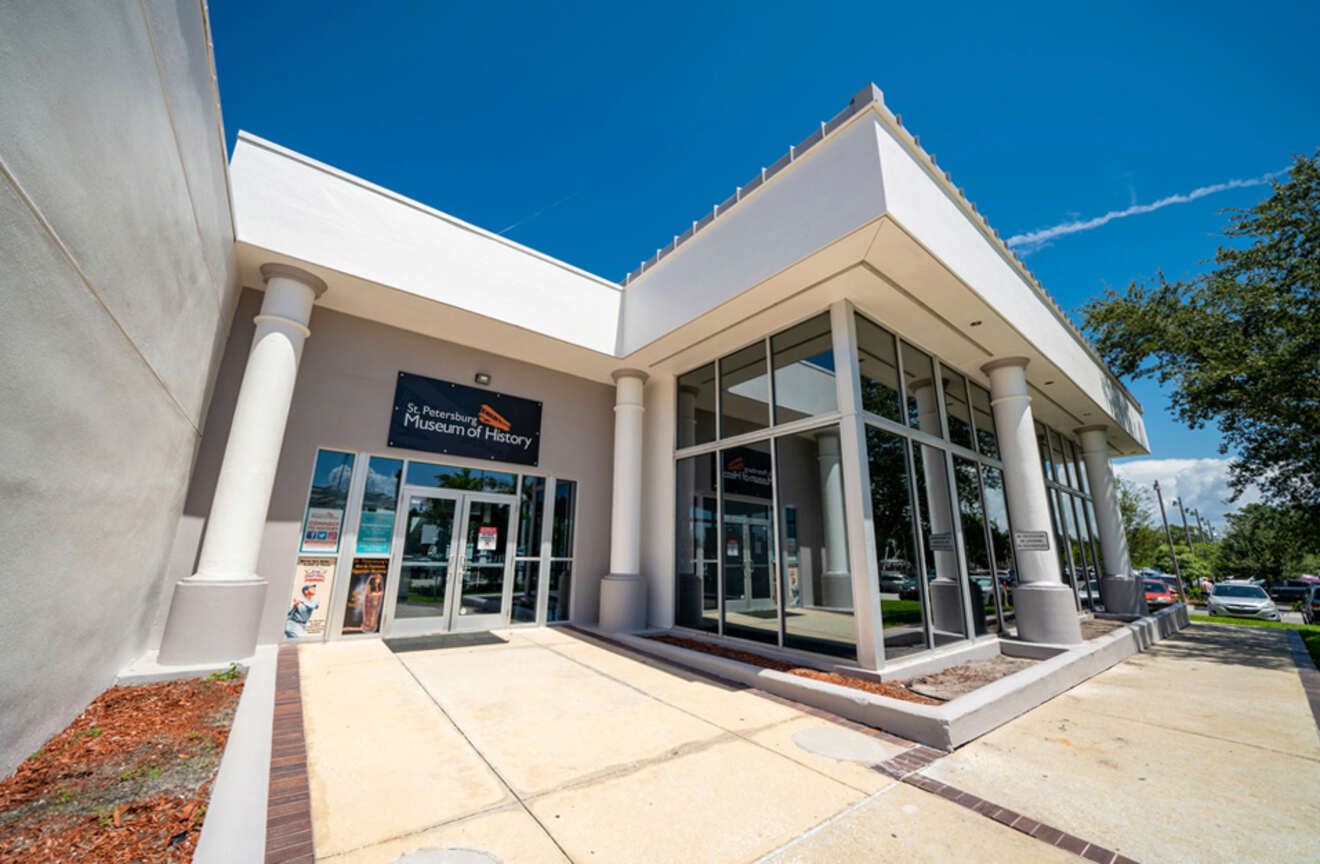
<box><xmin>1115</xmin><ymin>477</ymin><xmax>1162</xmax><ymax>567</ymax></box>
<box><xmin>1215</xmin><ymin>503</ymin><xmax>1316</xmax><ymax>582</ymax></box>
<box><xmin>1154</xmin><ymin>542</ymin><xmax>1214</xmax><ymax>582</ymax></box>
<box><xmin>1081</xmin><ymin>152</ymin><xmax>1320</xmax><ymax>542</ymax></box>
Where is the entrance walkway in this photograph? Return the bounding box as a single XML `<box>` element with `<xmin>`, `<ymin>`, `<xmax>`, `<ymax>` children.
<box><xmin>288</xmin><ymin>625</ymin><xmax>1319</xmax><ymax>863</ymax></box>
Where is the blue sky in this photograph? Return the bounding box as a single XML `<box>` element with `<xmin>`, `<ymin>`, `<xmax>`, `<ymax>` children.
<box><xmin>210</xmin><ymin>0</ymin><xmax>1319</xmax><ymax>525</ymax></box>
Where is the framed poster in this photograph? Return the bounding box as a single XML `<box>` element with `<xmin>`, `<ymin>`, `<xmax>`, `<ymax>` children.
<box><xmin>341</xmin><ymin>558</ymin><xmax>389</xmax><ymax>634</ymax></box>
<box><xmin>302</xmin><ymin>506</ymin><xmax>345</xmax><ymax>553</ymax></box>
<box><xmin>355</xmin><ymin>508</ymin><xmax>396</xmax><ymax>555</ymax></box>
<box><xmin>285</xmin><ymin>557</ymin><xmax>336</xmax><ymax>639</ymax></box>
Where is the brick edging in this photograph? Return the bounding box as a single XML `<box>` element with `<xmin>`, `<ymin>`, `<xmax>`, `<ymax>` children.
<box><xmin>1284</xmin><ymin>629</ymin><xmax>1320</xmax><ymax>735</ymax></box>
<box><xmin>266</xmin><ymin>645</ymin><xmax>314</xmax><ymax>863</ymax></box>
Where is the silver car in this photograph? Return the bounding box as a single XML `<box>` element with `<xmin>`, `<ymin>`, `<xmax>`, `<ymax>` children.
<box><xmin>1206</xmin><ymin>581</ymin><xmax>1281</xmax><ymax>621</ymax></box>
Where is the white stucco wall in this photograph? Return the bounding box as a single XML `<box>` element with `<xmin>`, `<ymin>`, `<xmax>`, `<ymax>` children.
<box><xmin>0</xmin><ymin>1</ymin><xmax>239</xmax><ymax>777</ymax></box>
<box><xmin>162</xmin><ymin>291</ymin><xmax>616</xmax><ymax>645</ymax></box>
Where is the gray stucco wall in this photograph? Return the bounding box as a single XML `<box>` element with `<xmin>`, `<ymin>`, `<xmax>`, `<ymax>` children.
<box><xmin>161</xmin><ymin>290</ymin><xmax>616</xmax><ymax>645</ymax></box>
<box><xmin>0</xmin><ymin>2</ymin><xmax>239</xmax><ymax>777</ymax></box>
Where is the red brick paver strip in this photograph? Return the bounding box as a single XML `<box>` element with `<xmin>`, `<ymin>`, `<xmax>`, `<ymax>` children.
<box><xmin>266</xmin><ymin>645</ymin><xmax>314</xmax><ymax>864</ymax></box>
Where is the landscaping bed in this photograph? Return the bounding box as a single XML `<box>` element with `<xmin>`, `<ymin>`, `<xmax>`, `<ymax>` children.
<box><xmin>0</xmin><ymin>668</ymin><xmax>244</xmax><ymax>862</ymax></box>
<box><xmin>1081</xmin><ymin>617</ymin><xmax>1127</xmax><ymax>640</ymax></box>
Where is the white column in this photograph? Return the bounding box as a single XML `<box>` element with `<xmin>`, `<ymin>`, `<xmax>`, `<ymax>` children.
<box><xmin>981</xmin><ymin>358</ymin><xmax>1082</xmax><ymax>644</ymax></box>
<box><xmin>599</xmin><ymin>369</ymin><xmax>649</xmax><ymax>631</ymax></box>
<box><xmin>911</xmin><ymin>381</ymin><xmax>964</xmax><ymax>635</ymax></box>
<box><xmin>814</xmin><ymin>429</ymin><xmax>851</xmax><ymax>606</ymax></box>
<box><xmin>1076</xmin><ymin>425</ymin><xmax>1144</xmax><ymax>614</ymax></box>
<box><xmin>159</xmin><ymin>264</ymin><xmax>326</xmax><ymax>664</ymax></box>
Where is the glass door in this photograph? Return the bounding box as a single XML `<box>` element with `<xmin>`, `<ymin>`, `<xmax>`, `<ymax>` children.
<box><xmin>387</xmin><ymin>488</ymin><xmax>463</xmax><ymax>635</ymax></box>
<box><xmin>451</xmin><ymin>494</ymin><xmax>516</xmax><ymax>630</ymax></box>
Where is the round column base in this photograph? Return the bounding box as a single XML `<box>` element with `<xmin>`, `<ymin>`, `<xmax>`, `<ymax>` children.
<box><xmin>1014</xmin><ymin>582</ymin><xmax>1083</xmax><ymax>644</ymax></box>
<box><xmin>158</xmin><ymin>578</ymin><xmax>268</xmax><ymax>665</ymax></box>
<box><xmin>819</xmin><ymin>571</ymin><xmax>853</xmax><ymax>607</ymax></box>
<box><xmin>599</xmin><ymin>573</ymin><xmax>647</xmax><ymax>632</ymax></box>
<box><xmin>1099</xmin><ymin>575</ymin><xmax>1148</xmax><ymax>616</ymax></box>
<box><xmin>928</xmin><ymin>578</ymin><xmax>966</xmax><ymax>634</ymax></box>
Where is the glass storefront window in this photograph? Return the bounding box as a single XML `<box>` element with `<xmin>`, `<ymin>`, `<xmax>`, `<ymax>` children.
<box><xmin>913</xmin><ymin>443</ymin><xmax>968</xmax><ymax>645</ymax></box>
<box><xmin>856</xmin><ymin>314</ymin><xmax>903</xmax><ymax>423</ymax></box>
<box><xmin>969</xmin><ymin>383</ymin><xmax>999</xmax><ymax>460</ymax></box>
<box><xmin>516</xmin><ymin>476</ymin><xmax>546</xmax><ymax>557</ymax></box>
<box><xmin>719</xmin><ymin>342</ymin><xmax>770</xmax><ymax>437</ymax></box>
<box><xmin>405</xmin><ymin>462</ymin><xmax>516</xmax><ymax>493</ymax></box>
<box><xmin>512</xmin><ymin>560</ymin><xmax>539</xmax><ymax>623</ymax></box>
<box><xmin>900</xmin><ymin>342</ymin><xmax>940</xmax><ymax>436</ymax></box>
<box><xmin>941</xmin><ymin>366</ymin><xmax>974</xmax><ymax>450</ymax></box>
<box><xmin>1036</xmin><ymin>423</ymin><xmax>1055</xmax><ymax>482</ymax></box>
<box><xmin>720</xmin><ymin>441</ymin><xmax>777</xmax><ymax>645</ymax></box>
<box><xmin>675</xmin><ymin>453</ymin><xmax>719</xmax><ymax>633</ymax></box>
<box><xmin>866</xmin><ymin>427</ymin><xmax>926</xmax><ymax>660</ymax></box>
<box><xmin>301</xmin><ymin>449</ymin><xmax>355</xmax><ymax>554</ymax></box>
<box><xmin>676</xmin><ymin>363</ymin><xmax>717</xmax><ymax>448</ymax></box>
<box><xmin>953</xmin><ymin>457</ymin><xmax>995</xmax><ymax>635</ymax></box>
<box><xmin>980</xmin><ymin>466</ymin><xmax>1015</xmax><ymax>635</ymax></box>
<box><xmin>770</xmin><ymin>314</ymin><xmax>836</xmax><ymax>424</ymax></box>
<box><xmin>1071</xmin><ymin>440</ymin><xmax>1091</xmax><ymax>495</ymax></box>
<box><xmin>775</xmin><ymin>426</ymin><xmax>854</xmax><ymax>659</ymax></box>
<box><xmin>1050</xmin><ymin>429</ymin><xmax>1074</xmax><ymax>489</ymax></box>
<box><xmin>1068</xmin><ymin>495</ymin><xmax>1098</xmax><ymax>611</ymax></box>
<box><xmin>355</xmin><ymin>456</ymin><xmax>402</xmax><ymax>555</ymax></box>
<box><xmin>548</xmin><ymin>479</ymin><xmax>576</xmax><ymax>621</ymax></box>
<box><xmin>1049</xmin><ymin>491</ymin><xmax>1080</xmax><ymax>610</ymax></box>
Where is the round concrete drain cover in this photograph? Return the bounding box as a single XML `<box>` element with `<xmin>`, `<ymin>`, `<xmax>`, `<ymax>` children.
<box><xmin>390</xmin><ymin>849</ymin><xmax>499</xmax><ymax>864</ymax></box>
<box><xmin>791</xmin><ymin>725</ymin><xmax>893</xmax><ymax>764</ymax></box>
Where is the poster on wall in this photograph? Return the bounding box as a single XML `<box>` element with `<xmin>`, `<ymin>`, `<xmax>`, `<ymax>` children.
<box><xmin>388</xmin><ymin>371</ymin><xmax>542</xmax><ymax>466</ymax></box>
<box><xmin>355</xmin><ymin>508</ymin><xmax>396</xmax><ymax>555</ymax></box>
<box><xmin>302</xmin><ymin>507</ymin><xmax>345</xmax><ymax>553</ymax></box>
<box><xmin>341</xmin><ymin>558</ymin><xmax>389</xmax><ymax>634</ymax></box>
<box><xmin>285</xmin><ymin>557</ymin><xmax>336</xmax><ymax>639</ymax></box>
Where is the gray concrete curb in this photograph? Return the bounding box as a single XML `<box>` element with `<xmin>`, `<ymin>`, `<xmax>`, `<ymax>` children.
<box><xmin>193</xmin><ymin>643</ymin><xmax>277</xmax><ymax>864</ymax></box>
<box><xmin>599</xmin><ymin>605</ymin><xmax>1190</xmax><ymax>750</ymax></box>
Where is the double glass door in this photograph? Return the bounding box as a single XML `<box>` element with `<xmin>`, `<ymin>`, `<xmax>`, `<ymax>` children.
<box><xmin>387</xmin><ymin>487</ymin><xmax>516</xmax><ymax>634</ymax></box>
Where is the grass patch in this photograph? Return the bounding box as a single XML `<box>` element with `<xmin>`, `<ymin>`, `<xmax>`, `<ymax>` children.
<box><xmin>1190</xmin><ymin>614</ymin><xmax>1320</xmax><ymax>666</ymax></box>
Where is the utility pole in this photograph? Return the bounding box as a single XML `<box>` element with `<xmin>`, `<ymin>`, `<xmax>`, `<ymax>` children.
<box><xmin>1153</xmin><ymin>481</ymin><xmax>1187</xmax><ymax>602</ymax></box>
<box><xmin>1175</xmin><ymin>497</ymin><xmax>1196</xmax><ymax>556</ymax></box>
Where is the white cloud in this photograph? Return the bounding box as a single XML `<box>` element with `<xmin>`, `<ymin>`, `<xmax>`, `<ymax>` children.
<box><xmin>1112</xmin><ymin>456</ymin><xmax>1261</xmax><ymax>531</ymax></box>
<box><xmin>1005</xmin><ymin>170</ymin><xmax>1283</xmax><ymax>255</ymax></box>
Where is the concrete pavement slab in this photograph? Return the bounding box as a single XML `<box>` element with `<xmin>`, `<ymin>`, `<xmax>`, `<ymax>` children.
<box><xmin>750</xmin><ymin>717</ymin><xmax>903</xmax><ymax>793</ymax></box>
<box><xmin>761</xmin><ymin>782</ymin><xmax>1078</xmax><ymax>863</ymax></box>
<box><xmin>528</xmin><ymin>737</ymin><xmax>863</xmax><ymax>863</ymax></box>
<box><xmin>321</xmin><ymin>805</ymin><xmax>568</xmax><ymax>864</ymax></box>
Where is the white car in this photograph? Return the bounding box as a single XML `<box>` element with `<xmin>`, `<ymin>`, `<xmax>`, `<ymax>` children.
<box><xmin>1206</xmin><ymin>581</ymin><xmax>1281</xmax><ymax>621</ymax></box>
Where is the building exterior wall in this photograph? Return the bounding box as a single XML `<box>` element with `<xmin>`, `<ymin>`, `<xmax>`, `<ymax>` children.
<box><xmin>161</xmin><ymin>290</ymin><xmax>616</xmax><ymax>645</ymax></box>
<box><xmin>0</xmin><ymin>1</ymin><xmax>238</xmax><ymax>777</ymax></box>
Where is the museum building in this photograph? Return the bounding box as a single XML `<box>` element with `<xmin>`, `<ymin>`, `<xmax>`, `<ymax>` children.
<box><xmin>156</xmin><ymin>84</ymin><xmax>1150</xmax><ymax>674</ymax></box>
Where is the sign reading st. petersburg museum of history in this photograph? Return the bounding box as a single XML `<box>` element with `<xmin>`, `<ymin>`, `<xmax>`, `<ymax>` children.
<box><xmin>389</xmin><ymin>371</ymin><xmax>542</xmax><ymax>466</ymax></box>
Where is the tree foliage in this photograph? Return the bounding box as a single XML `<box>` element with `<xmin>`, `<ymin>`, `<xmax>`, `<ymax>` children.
<box><xmin>1115</xmin><ymin>477</ymin><xmax>1162</xmax><ymax>567</ymax></box>
<box><xmin>1081</xmin><ymin>152</ymin><xmax>1320</xmax><ymax>540</ymax></box>
<box><xmin>1215</xmin><ymin>503</ymin><xmax>1317</xmax><ymax>581</ymax></box>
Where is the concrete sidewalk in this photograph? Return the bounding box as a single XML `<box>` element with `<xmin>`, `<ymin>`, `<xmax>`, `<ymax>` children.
<box><xmin>291</xmin><ymin>624</ymin><xmax>1319</xmax><ymax>863</ymax></box>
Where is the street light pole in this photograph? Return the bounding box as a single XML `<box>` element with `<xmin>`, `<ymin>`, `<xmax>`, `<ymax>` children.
<box><xmin>1175</xmin><ymin>497</ymin><xmax>1196</xmax><ymax>556</ymax></box>
<box><xmin>1153</xmin><ymin>481</ymin><xmax>1187</xmax><ymax>602</ymax></box>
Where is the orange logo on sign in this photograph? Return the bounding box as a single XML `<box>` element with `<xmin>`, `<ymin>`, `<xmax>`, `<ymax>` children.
<box><xmin>478</xmin><ymin>404</ymin><xmax>511</xmax><ymax>431</ymax></box>
<box><xmin>727</xmin><ymin>456</ymin><xmax>745</xmax><ymax>471</ymax></box>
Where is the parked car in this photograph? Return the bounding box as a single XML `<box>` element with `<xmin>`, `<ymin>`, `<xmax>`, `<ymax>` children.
<box><xmin>1143</xmin><ymin>579</ymin><xmax>1176</xmax><ymax>608</ymax></box>
<box><xmin>1206</xmin><ymin>581</ymin><xmax>1281</xmax><ymax>621</ymax></box>
<box><xmin>1156</xmin><ymin>575</ymin><xmax>1183</xmax><ymax>600</ymax></box>
<box><xmin>1267</xmin><ymin>579</ymin><xmax>1314</xmax><ymax>604</ymax></box>
<box><xmin>1303</xmin><ymin>585</ymin><xmax>1320</xmax><ymax>626</ymax></box>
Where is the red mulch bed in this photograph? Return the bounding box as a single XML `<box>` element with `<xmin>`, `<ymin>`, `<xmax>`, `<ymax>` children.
<box><xmin>0</xmin><ymin>672</ymin><xmax>244</xmax><ymax>863</ymax></box>
<box><xmin>651</xmin><ymin>636</ymin><xmax>942</xmax><ymax>705</ymax></box>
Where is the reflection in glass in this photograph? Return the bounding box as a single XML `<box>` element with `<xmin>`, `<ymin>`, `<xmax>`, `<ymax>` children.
<box><xmin>511</xmin><ymin>560</ymin><xmax>539</xmax><ymax>622</ymax></box>
<box><xmin>355</xmin><ymin>456</ymin><xmax>402</xmax><ymax>555</ymax></box>
<box><xmin>548</xmin><ymin>479</ymin><xmax>576</xmax><ymax>621</ymax></box>
<box><xmin>953</xmin><ymin>457</ymin><xmax>994</xmax><ymax>635</ymax></box>
<box><xmin>1036</xmin><ymin>423</ymin><xmax>1055</xmax><ymax>481</ymax></box>
<box><xmin>676</xmin><ymin>363</ymin><xmax>717</xmax><ymax>448</ymax></box>
<box><xmin>1071</xmin><ymin>440</ymin><xmax>1091</xmax><ymax>495</ymax></box>
<box><xmin>901</xmin><ymin>342</ymin><xmax>940</xmax><ymax>436</ymax></box>
<box><xmin>675</xmin><ymin>453</ymin><xmax>719</xmax><ymax>633</ymax></box>
<box><xmin>1083</xmin><ymin>500</ymin><xmax>1105</xmax><ymax>584</ymax></box>
<box><xmin>405</xmin><ymin>462</ymin><xmax>516</xmax><ymax>493</ymax></box>
<box><xmin>771</xmin><ymin>314</ymin><xmax>836</xmax><ymax>424</ymax></box>
<box><xmin>720</xmin><ymin>441</ymin><xmax>777</xmax><ymax>645</ymax></box>
<box><xmin>866</xmin><ymin>427</ymin><xmax>927</xmax><ymax>660</ymax></box>
<box><xmin>913</xmin><ymin>443</ymin><xmax>968</xmax><ymax>645</ymax></box>
<box><xmin>981</xmin><ymin>466</ymin><xmax>1016</xmax><ymax>635</ymax></box>
<box><xmin>1049</xmin><ymin>491</ymin><xmax>1081</xmax><ymax>611</ymax></box>
<box><xmin>969</xmin><ymin>383</ymin><xmax>999</xmax><ymax>459</ymax></box>
<box><xmin>1050</xmin><ymin>429</ymin><xmax>1074</xmax><ymax>489</ymax></box>
<box><xmin>1069</xmin><ymin>496</ymin><xmax>1098</xmax><ymax>611</ymax></box>
<box><xmin>547</xmin><ymin>561</ymin><xmax>572</xmax><ymax>621</ymax></box>
<box><xmin>942</xmin><ymin>366</ymin><xmax>974</xmax><ymax>450</ymax></box>
<box><xmin>719</xmin><ymin>342</ymin><xmax>770</xmax><ymax>437</ymax></box>
<box><xmin>301</xmin><ymin>449</ymin><xmax>355</xmax><ymax>554</ymax></box>
<box><xmin>776</xmin><ymin>426</ymin><xmax>854</xmax><ymax>659</ymax></box>
<box><xmin>856</xmin><ymin>315</ymin><xmax>903</xmax><ymax>423</ymax></box>
<box><xmin>457</xmin><ymin>499</ymin><xmax>510</xmax><ymax>618</ymax></box>
<box><xmin>516</xmin><ymin>476</ymin><xmax>546</xmax><ymax>557</ymax></box>
<box><xmin>396</xmin><ymin>495</ymin><xmax>457</xmax><ymax>619</ymax></box>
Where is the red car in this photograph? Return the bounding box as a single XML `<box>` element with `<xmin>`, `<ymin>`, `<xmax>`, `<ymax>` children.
<box><xmin>1144</xmin><ymin>579</ymin><xmax>1176</xmax><ymax>607</ymax></box>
